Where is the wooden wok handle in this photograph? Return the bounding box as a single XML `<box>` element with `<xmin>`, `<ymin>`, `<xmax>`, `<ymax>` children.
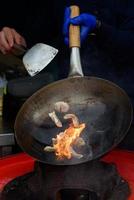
<box><xmin>69</xmin><ymin>5</ymin><xmax>80</xmax><ymax>48</ymax></box>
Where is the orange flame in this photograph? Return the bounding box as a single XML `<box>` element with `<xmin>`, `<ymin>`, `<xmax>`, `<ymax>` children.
<box><xmin>53</xmin><ymin>123</ymin><xmax>85</xmax><ymax>160</ymax></box>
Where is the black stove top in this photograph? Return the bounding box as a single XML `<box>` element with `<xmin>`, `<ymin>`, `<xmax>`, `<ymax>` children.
<box><xmin>0</xmin><ymin>160</ymin><xmax>130</xmax><ymax>200</ymax></box>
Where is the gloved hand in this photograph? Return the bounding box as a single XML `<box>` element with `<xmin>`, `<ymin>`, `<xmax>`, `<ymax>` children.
<box><xmin>63</xmin><ymin>7</ymin><xmax>97</xmax><ymax>45</ymax></box>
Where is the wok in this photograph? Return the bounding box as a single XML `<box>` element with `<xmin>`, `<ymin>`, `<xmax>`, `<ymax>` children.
<box><xmin>14</xmin><ymin>6</ymin><xmax>133</xmax><ymax>165</ymax></box>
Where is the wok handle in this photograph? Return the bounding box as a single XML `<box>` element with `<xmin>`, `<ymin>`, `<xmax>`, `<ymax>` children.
<box><xmin>69</xmin><ymin>5</ymin><xmax>80</xmax><ymax>48</ymax></box>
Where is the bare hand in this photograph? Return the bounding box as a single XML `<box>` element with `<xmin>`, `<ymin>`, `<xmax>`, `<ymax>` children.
<box><xmin>0</xmin><ymin>27</ymin><xmax>27</xmax><ymax>54</ymax></box>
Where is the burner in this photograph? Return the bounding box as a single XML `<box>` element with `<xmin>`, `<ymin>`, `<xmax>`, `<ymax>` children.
<box><xmin>59</xmin><ymin>189</ymin><xmax>98</xmax><ymax>200</ymax></box>
<box><xmin>1</xmin><ymin>160</ymin><xmax>130</xmax><ymax>200</ymax></box>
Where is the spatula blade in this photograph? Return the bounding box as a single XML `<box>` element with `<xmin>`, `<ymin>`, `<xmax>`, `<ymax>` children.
<box><xmin>23</xmin><ymin>43</ymin><xmax>58</xmax><ymax>76</ymax></box>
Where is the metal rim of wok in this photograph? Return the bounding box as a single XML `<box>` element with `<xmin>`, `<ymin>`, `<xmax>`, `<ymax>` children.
<box><xmin>14</xmin><ymin>76</ymin><xmax>133</xmax><ymax>165</ymax></box>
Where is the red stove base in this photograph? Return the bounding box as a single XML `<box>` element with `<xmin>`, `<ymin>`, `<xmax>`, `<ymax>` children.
<box><xmin>0</xmin><ymin>149</ymin><xmax>134</xmax><ymax>199</ymax></box>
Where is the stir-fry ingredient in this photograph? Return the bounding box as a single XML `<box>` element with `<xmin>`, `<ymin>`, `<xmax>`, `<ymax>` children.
<box><xmin>48</xmin><ymin>111</ymin><xmax>62</xmax><ymax>127</ymax></box>
<box><xmin>44</xmin><ymin>123</ymin><xmax>85</xmax><ymax>159</ymax></box>
<box><xmin>54</xmin><ymin>101</ymin><xmax>70</xmax><ymax>113</ymax></box>
<box><xmin>64</xmin><ymin>113</ymin><xmax>79</xmax><ymax>127</ymax></box>
<box><xmin>70</xmin><ymin>146</ymin><xmax>83</xmax><ymax>159</ymax></box>
<box><xmin>45</xmin><ymin>100</ymin><xmax>86</xmax><ymax>160</ymax></box>
<box><xmin>73</xmin><ymin>137</ymin><xmax>85</xmax><ymax>146</ymax></box>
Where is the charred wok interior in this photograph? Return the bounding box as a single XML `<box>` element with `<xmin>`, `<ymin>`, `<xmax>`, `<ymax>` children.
<box><xmin>15</xmin><ymin>77</ymin><xmax>132</xmax><ymax>165</ymax></box>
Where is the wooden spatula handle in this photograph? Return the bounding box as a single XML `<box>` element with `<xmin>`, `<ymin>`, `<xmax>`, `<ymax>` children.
<box><xmin>69</xmin><ymin>5</ymin><xmax>80</xmax><ymax>48</ymax></box>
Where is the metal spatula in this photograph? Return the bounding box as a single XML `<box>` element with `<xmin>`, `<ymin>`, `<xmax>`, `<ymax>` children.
<box><xmin>12</xmin><ymin>43</ymin><xmax>58</xmax><ymax>76</ymax></box>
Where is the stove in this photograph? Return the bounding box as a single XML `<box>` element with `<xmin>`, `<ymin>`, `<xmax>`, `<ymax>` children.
<box><xmin>1</xmin><ymin>159</ymin><xmax>130</xmax><ymax>200</ymax></box>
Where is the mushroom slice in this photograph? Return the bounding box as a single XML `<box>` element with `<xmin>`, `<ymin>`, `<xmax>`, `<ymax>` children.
<box><xmin>54</xmin><ymin>101</ymin><xmax>70</xmax><ymax>113</ymax></box>
<box><xmin>44</xmin><ymin>146</ymin><xmax>55</xmax><ymax>152</ymax></box>
<box><xmin>64</xmin><ymin>114</ymin><xmax>79</xmax><ymax>127</ymax></box>
<box><xmin>70</xmin><ymin>146</ymin><xmax>83</xmax><ymax>159</ymax></box>
<box><xmin>73</xmin><ymin>137</ymin><xmax>85</xmax><ymax>147</ymax></box>
<box><xmin>52</xmin><ymin>138</ymin><xmax>57</xmax><ymax>145</ymax></box>
<box><xmin>49</xmin><ymin>111</ymin><xmax>62</xmax><ymax>127</ymax></box>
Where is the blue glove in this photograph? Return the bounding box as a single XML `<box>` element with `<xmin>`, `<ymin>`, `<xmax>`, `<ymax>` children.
<box><xmin>63</xmin><ymin>7</ymin><xmax>97</xmax><ymax>45</ymax></box>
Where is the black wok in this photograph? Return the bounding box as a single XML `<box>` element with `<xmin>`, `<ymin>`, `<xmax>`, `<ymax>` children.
<box><xmin>14</xmin><ymin>6</ymin><xmax>133</xmax><ymax>165</ymax></box>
